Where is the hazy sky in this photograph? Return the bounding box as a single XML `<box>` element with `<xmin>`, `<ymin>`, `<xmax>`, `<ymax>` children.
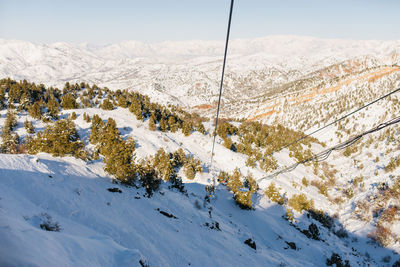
<box><xmin>0</xmin><ymin>0</ymin><xmax>399</xmax><ymax>44</ymax></box>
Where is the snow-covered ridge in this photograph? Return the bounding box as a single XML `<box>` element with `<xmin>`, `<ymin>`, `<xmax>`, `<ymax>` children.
<box><xmin>3</xmin><ymin>35</ymin><xmax>400</xmax><ymax>58</ymax></box>
<box><xmin>2</xmin><ymin>35</ymin><xmax>400</xmax><ymax>110</ymax></box>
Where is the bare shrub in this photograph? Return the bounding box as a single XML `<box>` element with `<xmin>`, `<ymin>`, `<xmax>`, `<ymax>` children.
<box><xmin>354</xmin><ymin>200</ymin><xmax>372</xmax><ymax>221</ymax></box>
<box><xmin>368</xmin><ymin>224</ymin><xmax>395</xmax><ymax>247</ymax></box>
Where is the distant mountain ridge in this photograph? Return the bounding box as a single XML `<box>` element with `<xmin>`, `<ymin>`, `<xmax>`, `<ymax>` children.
<box><xmin>1</xmin><ymin>35</ymin><xmax>400</xmax><ymax>123</ymax></box>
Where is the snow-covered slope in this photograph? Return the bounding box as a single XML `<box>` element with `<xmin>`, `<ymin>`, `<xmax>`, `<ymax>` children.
<box><xmin>2</xmin><ymin>36</ymin><xmax>400</xmax><ymax>110</ymax></box>
<box><xmin>0</xmin><ymin>97</ymin><xmax>399</xmax><ymax>266</ymax></box>
<box><xmin>0</xmin><ymin>153</ymin><xmax>395</xmax><ymax>267</ymax></box>
<box><xmin>2</xmin><ymin>36</ymin><xmax>400</xmax><ymax>266</ymax></box>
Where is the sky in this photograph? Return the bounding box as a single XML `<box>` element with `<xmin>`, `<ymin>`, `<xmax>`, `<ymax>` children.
<box><xmin>0</xmin><ymin>0</ymin><xmax>399</xmax><ymax>44</ymax></box>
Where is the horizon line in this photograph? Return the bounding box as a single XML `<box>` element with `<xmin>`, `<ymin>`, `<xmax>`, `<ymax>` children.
<box><xmin>2</xmin><ymin>34</ymin><xmax>400</xmax><ymax>46</ymax></box>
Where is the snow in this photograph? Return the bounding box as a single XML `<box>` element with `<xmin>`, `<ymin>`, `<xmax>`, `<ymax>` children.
<box><xmin>1</xmin><ymin>153</ymin><xmax>395</xmax><ymax>266</ymax></box>
<box><xmin>2</xmin><ymin>35</ymin><xmax>400</xmax><ymax>265</ymax></box>
<box><xmin>0</xmin><ymin>101</ymin><xmax>399</xmax><ymax>265</ymax></box>
<box><xmin>2</xmin><ymin>35</ymin><xmax>400</xmax><ymax>111</ymax></box>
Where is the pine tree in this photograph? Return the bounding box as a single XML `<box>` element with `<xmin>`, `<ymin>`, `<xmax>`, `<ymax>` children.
<box><xmin>196</xmin><ymin>122</ymin><xmax>206</xmax><ymax>134</ymax></box>
<box><xmin>149</xmin><ymin>114</ymin><xmax>157</xmax><ymax>131</ymax></box>
<box><xmin>80</xmin><ymin>96</ymin><xmax>92</xmax><ymax>108</ymax></box>
<box><xmin>182</xmin><ymin>120</ymin><xmax>192</xmax><ymax>136</ymax></box>
<box><xmin>227</xmin><ymin>168</ymin><xmax>242</xmax><ymax>194</ymax></box>
<box><xmin>100</xmin><ymin>99</ymin><xmax>114</xmax><ymax>110</ymax></box>
<box><xmin>27</xmin><ymin>119</ymin><xmax>85</xmax><ymax>157</ymax></box>
<box><xmin>265</xmin><ymin>182</ymin><xmax>284</xmax><ymax>205</ymax></box>
<box><xmin>168</xmin><ymin>116</ymin><xmax>177</xmax><ymax>132</ymax></box>
<box><xmin>63</xmin><ymin>82</ymin><xmax>71</xmax><ymax>94</ymax></box>
<box><xmin>98</xmin><ymin>118</ymin><xmax>121</xmax><ymax>155</ymax></box>
<box><xmin>154</xmin><ymin>148</ymin><xmax>174</xmax><ymax>181</ymax></box>
<box><xmin>83</xmin><ymin>112</ymin><xmax>91</xmax><ymax>123</ymax></box>
<box><xmin>173</xmin><ymin>148</ymin><xmax>186</xmax><ymax>166</ymax></box>
<box><xmin>0</xmin><ymin>111</ymin><xmax>19</xmax><ymax>154</ymax></box>
<box><xmin>129</xmin><ymin>98</ymin><xmax>144</xmax><ymax>121</ymax></box>
<box><xmin>117</xmin><ymin>95</ymin><xmax>128</xmax><ymax>108</ymax></box>
<box><xmin>28</xmin><ymin>102</ymin><xmax>42</xmax><ymax>119</ymax></box>
<box><xmin>223</xmin><ymin>137</ymin><xmax>233</xmax><ymax>150</ymax></box>
<box><xmin>103</xmin><ymin>138</ymin><xmax>136</xmax><ymax>182</ymax></box>
<box><xmin>138</xmin><ymin>160</ymin><xmax>161</xmax><ymax>197</ymax></box>
<box><xmin>8</xmin><ymin>83</ymin><xmax>22</xmax><ymax>103</ymax></box>
<box><xmin>159</xmin><ymin>118</ymin><xmax>167</xmax><ymax>132</ymax></box>
<box><xmin>61</xmin><ymin>94</ymin><xmax>78</xmax><ymax>109</ymax></box>
<box><xmin>89</xmin><ymin>114</ymin><xmax>104</xmax><ymax>144</ymax></box>
<box><xmin>24</xmin><ymin>120</ymin><xmax>35</xmax><ymax>134</ymax></box>
<box><xmin>260</xmin><ymin>155</ymin><xmax>278</xmax><ymax>172</ymax></box>
<box><xmin>227</xmin><ymin>168</ymin><xmax>254</xmax><ymax>209</ymax></box>
<box><xmin>46</xmin><ymin>96</ymin><xmax>60</xmax><ymax>119</ymax></box>
<box><xmin>184</xmin><ymin>163</ymin><xmax>196</xmax><ymax>180</ymax></box>
<box><xmin>0</xmin><ymin>132</ymin><xmax>19</xmax><ymax>154</ymax></box>
<box><xmin>70</xmin><ymin>112</ymin><xmax>77</xmax><ymax>120</ymax></box>
<box><xmin>0</xmin><ymin>88</ymin><xmax>6</xmax><ymax>110</ymax></box>
<box><xmin>183</xmin><ymin>156</ymin><xmax>202</xmax><ymax>180</ymax></box>
<box><xmin>19</xmin><ymin>92</ymin><xmax>31</xmax><ymax>110</ymax></box>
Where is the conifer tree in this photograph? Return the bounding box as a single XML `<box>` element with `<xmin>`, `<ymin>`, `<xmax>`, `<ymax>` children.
<box><xmin>98</xmin><ymin>118</ymin><xmax>120</xmax><ymax>155</ymax></box>
<box><xmin>196</xmin><ymin>122</ymin><xmax>206</xmax><ymax>134</ymax></box>
<box><xmin>227</xmin><ymin>168</ymin><xmax>242</xmax><ymax>194</ymax></box>
<box><xmin>103</xmin><ymin>137</ymin><xmax>136</xmax><ymax>182</ymax></box>
<box><xmin>183</xmin><ymin>156</ymin><xmax>202</xmax><ymax>180</ymax></box>
<box><xmin>223</xmin><ymin>137</ymin><xmax>233</xmax><ymax>150</ymax></box>
<box><xmin>80</xmin><ymin>96</ymin><xmax>92</xmax><ymax>108</ymax></box>
<box><xmin>0</xmin><ymin>88</ymin><xmax>5</xmax><ymax>110</ymax></box>
<box><xmin>153</xmin><ymin>148</ymin><xmax>174</xmax><ymax>181</ymax></box>
<box><xmin>8</xmin><ymin>83</ymin><xmax>22</xmax><ymax>103</ymax></box>
<box><xmin>184</xmin><ymin>163</ymin><xmax>196</xmax><ymax>180</ymax></box>
<box><xmin>149</xmin><ymin>114</ymin><xmax>157</xmax><ymax>131</ymax></box>
<box><xmin>19</xmin><ymin>92</ymin><xmax>31</xmax><ymax>110</ymax></box>
<box><xmin>159</xmin><ymin>118</ymin><xmax>167</xmax><ymax>132</ymax></box>
<box><xmin>117</xmin><ymin>95</ymin><xmax>128</xmax><ymax>108</ymax></box>
<box><xmin>89</xmin><ymin>114</ymin><xmax>104</xmax><ymax>144</ymax></box>
<box><xmin>138</xmin><ymin>160</ymin><xmax>161</xmax><ymax>197</ymax></box>
<box><xmin>70</xmin><ymin>112</ymin><xmax>77</xmax><ymax>120</ymax></box>
<box><xmin>265</xmin><ymin>182</ymin><xmax>284</xmax><ymax>205</ymax></box>
<box><xmin>100</xmin><ymin>99</ymin><xmax>114</xmax><ymax>110</ymax></box>
<box><xmin>129</xmin><ymin>98</ymin><xmax>144</xmax><ymax>121</ymax></box>
<box><xmin>0</xmin><ymin>132</ymin><xmax>19</xmax><ymax>154</ymax></box>
<box><xmin>24</xmin><ymin>120</ymin><xmax>35</xmax><ymax>134</ymax></box>
<box><xmin>61</xmin><ymin>94</ymin><xmax>78</xmax><ymax>109</ymax></box>
<box><xmin>227</xmin><ymin>168</ymin><xmax>255</xmax><ymax>209</ymax></box>
<box><xmin>63</xmin><ymin>82</ymin><xmax>71</xmax><ymax>94</ymax></box>
<box><xmin>28</xmin><ymin>102</ymin><xmax>42</xmax><ymax>119</ymax></box>
<box><xmin>27</xmin><ymin>119</ymin><xmax>85</xmax><ymax>158</ymax></box>
<box><xmin>0</xmin><ymin>111</ymin><xmax>19</xmax><ymax>154</ymax></box>
<box><xmin>83</xmin><ymin>112</ymin><xmax>91</xmax><ymax>123</ymax></box>
<box><xmin>173</xmin><ymin>148</ymin><xmax>186</xmax><ymax>166</ymax></box>
<box><xmin>168</xmin><ymin>116</ymin><xmax>177</xmax><ymax>133</ymax></box>
<box><xmin>182</xmin><ymin>121</ymin><xmax>192</xmax><ymax>136</ymax></box>
<box><xmin>46</xmin><ymin>96</ymin><xmax>60</xmax><ymax>119</ymax></box>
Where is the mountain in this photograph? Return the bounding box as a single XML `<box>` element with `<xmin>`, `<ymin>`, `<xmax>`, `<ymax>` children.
<box><xmin>1</xmin><ymin>36</ymin><xmax>400</xmax><ymax>113</ymax></box>
<box><xmin>0</xmin><ymin>95</ymin><xmax>398</xmax><ymax>266</ymax></box>
<box><xmin>1</xmin><ymin>36</ymin><xmax>400</xmax><ymax>266</ymax></box>
<box><xmin>2</xmin><ymin>36</ymin><xmax>400</xmax><ymax>138</ymax></box>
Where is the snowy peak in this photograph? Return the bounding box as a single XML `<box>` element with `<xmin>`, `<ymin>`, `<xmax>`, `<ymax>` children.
<box><xmin>1</xmin><ymin>35</ymin><xmax>400</xmax><ymax>121</ymax></box>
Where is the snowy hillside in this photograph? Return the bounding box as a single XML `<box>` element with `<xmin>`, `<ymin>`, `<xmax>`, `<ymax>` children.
<box><xmin>1</xmin><ymin>153</ymin><xmax>388</xmax><ymax>267</ymax></box>
<box><xmin>2</xmin><ymin>35</ymin><xmax>400</xmax><ymax>266</ymax></box>
<box><xmin>0</xmin><ymin>78</ymin><xmax>400</xmax><ymax>266</ymax></box>
<box><xmin>2</xmin><ymin>36</ymin><xmax>400</xmax><ymax>113</ymax></box>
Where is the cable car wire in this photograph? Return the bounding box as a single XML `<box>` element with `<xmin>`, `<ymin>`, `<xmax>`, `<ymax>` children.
<box><xmin>210</xmin><ymin>0</ymin><xmax>234</xmax><ymax>186</ymax></box>
<box><xmin>256</xmin><ymin>115</ymin><xmax>400</xmax><ymax>183</ymax></box>
<box><xmin>264</xmin><ymin>87</ymin><xmax>400</xmax><ymax>157</ymax></box>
